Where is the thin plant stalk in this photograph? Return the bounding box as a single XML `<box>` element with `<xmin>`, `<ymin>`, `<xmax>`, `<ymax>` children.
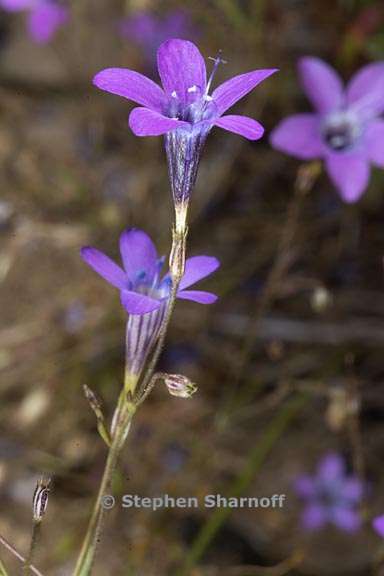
<box><xmin>72</xmin><ymin>392</ymin><xmax>136</xmax><ymax>576</ymax></box>
<box><xmin>24</xmin><ymin>522</ymin><xmax>41</xmax><ymax>576</ymax></box>
<box><xmin>0</xmin><ymin>534</ymin><xmax>44</xmax><ymax>576</ymax></box>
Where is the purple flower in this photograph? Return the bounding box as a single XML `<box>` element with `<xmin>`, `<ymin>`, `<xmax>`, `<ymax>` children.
<box><xmin>119</xmin><ymin>10</ymin><xmax>195</xmax><ymax>64</ymax></box>
<box><xmin>93</xmin><ymin>39</ymin><xmax>277</xmax><ymax>229</ymax></box>
<box><xmin>0</xmin><ymin>0</ymin><xmax>69</xmax><ymax>44</ymax></box>
<box><xmin>270</xmin><ymin>57</ymin><xmax>384</xmax><ymax>203</ymax></box>
<box><xmin>81</xmin><ymin>228</ymin><xmax>219</xmax><ymax>375</ymax></box>
<box><xmin>294</xmin><ymin>453</ymin><xmax>363</xmax><ymax>532</ymax></box>
<box><xmin>373</xmin><ymin>514</ymin><xmax>384</xmax><ymax>537</ymax></box>
<box><xmin>81</xmin><ymin>228</ymin><xmax>220</xmax><ymax>315</ymax></box>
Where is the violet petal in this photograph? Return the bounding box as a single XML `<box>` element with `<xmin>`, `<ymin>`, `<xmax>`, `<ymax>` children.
<box><xmin>373</xmin><ymin>515</ymin><xmax>384</xmax><ymax>538</ymax></box>
<box><xmin>347</xmin><ymin>62</ymin><xmax>384</xmax><ymax>119</ymax></box>
<box><xmin>298</xmin><ymin>57</ymin><xmax>344</xmax><ymax>113</ymax></box>
<box><xmin>301</xmin><ymin>503</ymin><xmax>327</xmax><ymax>530</ymax></box>
<box><xmin>157</xmin><ymin>38</ymin><xmax>206</xmax><ymax>104</ymax></box>
<box><xmin>93</xmin><ymin>68</ymin><xmax>166</xmax><ymax>112</ymax></box>
<box><xmin>317</xmin><ymin>453</ymin><xmax>345</xmax><ymax>482</ymax></box>
<box><xmin>119</xmin><ymin>228</ymin><xmax>158</xmax><ymax>284</ymax></box>
<box><xmin>179</xmin><ymin>256</ymin><xmax>220</xmax><ymax>290</ymax></box>
<box><xmin>80</xmin><ymin>247</ymin><xmax>127</xmax><ymax>290</ymax></box>
<box><xmin>214</xmin><ymin>114</ymin><xmax>264</xmax><ymax>140</ymax></box>
<box><xmin>365</xmin><ymin>119</ymin><xmax>384</xmax><ymax>167</ymax></box>
<box><xmin>325</xmin><ymin>153</ymin><xmax>370</xmax><ymax>203</ymax></box>
<box><xmin>270</xmin><ymin>113</ymin><xmax>324</xmax><ymax>159</ymax></box>
<box><xmin>212</xmin><ymin>69</ymin><xmax>277</xmax><ymax>115</ymax></box>
<box><xmin>27</xmin><ymin>3</ymin><xmax>68</xmax><ymax>44</ymax></box>
<box><xmin>177</xmin><ymin>290</ymin><xmax>218</xmax><ymax>304</ymax></box>
<box><xmin>331</xmin><ymin>507</ymin><xmax>361</xmax><ymax>532</ymax></box>
<box><xmin>120</xmin><ymin>290</ymin><xmax>161</xmax><ymax>315</ymax></box>
<box><xmin>129</xmin><ymin>107</ymin><xmax>187</xmax><ymax>136</ymax></box>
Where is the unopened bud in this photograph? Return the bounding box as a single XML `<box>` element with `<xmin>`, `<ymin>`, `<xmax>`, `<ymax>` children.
<box><xmin>163</xmin><ymin>373</ymin><xmax>197</xmax><ymax>398</ymax></box>
<box><xmin>32</xmin><ymin>477</ymin><xmax>51</xmax><ymax>523</ymax></box>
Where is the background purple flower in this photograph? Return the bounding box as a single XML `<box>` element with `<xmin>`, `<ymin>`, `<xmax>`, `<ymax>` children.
<box><xmin>80</xmin><ymin>227</ymin><xmax>220</xmax><ymax>315</ymax></box>
<box><xmin>373</xmin><ymin>514</ymin><xmax>384</xmax><ymax>537</ymax></box>
<box><xmin>0</xmin><ymin>0</ymin><xmax>69</xmax><ymax>44</ymax></box>
<box><xmin>294</xmin><ymin>452</ymin><xmax>363</xmax><ymax>532</ymax></box>
<box><xmin>119</xmin><ymin>10</ymin><xmax>196</xmax><ymax>65</ymax></box>
<box><xmin>270</xmin><ymin>57</ymin><xmax>384</xmax><ymax>203</ymax></box>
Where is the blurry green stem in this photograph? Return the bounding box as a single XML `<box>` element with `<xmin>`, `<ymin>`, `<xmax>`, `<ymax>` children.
<box><xmin>177</xmin><ymin>394</ymin><xmax>307</xmax><ymax>575</ymax></box>
<box><xmin>0</xmin><ymin>534</ymin><xmax>43</xmax><ymax>576</ymax></box>
<box><xmin>72</xmin><ymin>391</ymin><xmax>136</xmax><ymax>576</ymax></box>
<box><xmin>24</xmin><ymin>522</ymin><xmax>41</xmax><ymax>576</ymax></box>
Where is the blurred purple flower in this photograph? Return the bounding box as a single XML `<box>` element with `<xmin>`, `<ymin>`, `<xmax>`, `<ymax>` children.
<box><xmin>294</xmin><ymin>452</ymin><xmax>363</xmax><ymax>532</ymax></box>
<box><xmin>81</xmin><ymin>227</ymin><xmax>220</xmax><ymax>315</ymax></box>
<box><xmin>119</xmin><ymin>10</ymin><xmax>195</xmax><ymax>63</ymax></box>
<box><xmin>373</xmin><ymin>514</ymin><xmax>384</xmax><ymax>537</ymax></box>
<box><xmin>270</xmin><ymin>57</ymin><xmax>384</xmax><ymax>203</ymax></box>
<box><xmin>0</xmin><ymin>0</ymin><xmax>69</xmax><ymax>44</ymax></box>
<box><xmin>94</xmin><ymin>39</ymin><xmax>276</xmax><ymax>226</ymax></box>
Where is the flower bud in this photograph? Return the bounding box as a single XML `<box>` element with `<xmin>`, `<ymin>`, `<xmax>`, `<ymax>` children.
<box><xmin>32</xmin><ymin>477</ymin><xmax>51</xmax><ymax>523</ymax></box>
<box><xmin>163</xmin><ymin>373</ymin><xmax>197</xmax><ymax>398</ymax></box>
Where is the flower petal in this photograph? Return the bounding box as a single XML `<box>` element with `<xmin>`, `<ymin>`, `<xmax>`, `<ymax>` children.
<box><xmin>364</xmin><ymin>119</ymin><xmax>384</xmax><ymax>167</ymax></box>
<box><xmin>346</xmin><ymin>62</ymin><xmax>384</xmax><ymax>119</ymax></box>
<box><xmin>157</xmin><ymin>39</ymin><xmax>206</xmax><ymax>104</ymax></box>
<box><xmin>214</xmin><ymin>115</ymin><xmax>264</xmax><ymax>140</ymax></box>
<box><xmin>129</xmin><ymin>107</ymin><xmax>187</xmax><ymax>136</ymax></box>
<box><xmin>177</xmin><ymin>290</ymin><xmax>218</xmax><ymax>304</ymax></box>
<box><xmin>120</xmin><ymin>290</ymin><xmax>161</xmax><ymax>315</ymax></box>
<box><xmin>331</xmin><ymin>507</ymin><xmax>361</xmax><ymax>532</ymax></box>
<box><xmin>93</xmin><ymin>68</ymin><xmax>165</xmax><ymax>112</ymax></box>
<box><xmin>119</xmin><ymin>228</ymin><xmax>158</xmax><ymax>284</ymax></box>
<box><xmin>270</xmin><ymin>114</ymin><xmax>324</xmax><ymax>159</ymax></box>
<box><xmin>294</xmin><ymin>475</ymin><xmax>317</xmax><ymax>499</ymax></box>
<box><xmin>212</xmin><ymin>69</ymin><xmax>277</xmax><ymax>115</ymax></box>
<box><xmin>179</xmin><ymin>256</ymin><xmax>220</xmax><ymax>291</ymax></box>
<box><xmin>298</xmin><ymin>57</ymin><xmax>344</xmax><ymax>113</ymax></box>
<box><xmin>342</xmin><ymin>478</ymin><xmax>364</xmax><ymax>503</ymax></box>
<box><xmin>317</xmin><ymin>453</ymin><xmax>344</xmax><ymax>482</ymax></box>
<box><xmin>0</xmin><ymin>0</ymin><xmax>32</xmax><ymax>11</ymax></box>
<box><xmin>325</xmin><ymin>153</ymin><xmax>370</xmax><ymax>203</ymax></box>
<box><xmin>373</xmin><ymin>515</ymin><xmax>384</xmax><ymax>538</ymax></box>
<box><xmin>27</xmin><ymin>3</ymin><xmax>68</xmax><ymax>44</ymax></box>
<box><xmin>301</xmin><ymin>504</ymin><xmax>327</xmax><ymax>530</ymax></box>
<box><xmin>80</xmin><ymin>247</ymin><xmax>127</xmax><ymax>290</ymax></box>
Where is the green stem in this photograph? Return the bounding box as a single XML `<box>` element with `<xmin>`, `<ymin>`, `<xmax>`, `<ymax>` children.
<box><xmin>72</xmin><ymin>395</ymin><xmax>135</xmax><ymax>576</ymax></box>
<box><xmin>0</xmin><ymin>534</ymin><xmax>43</xmax><ymax>576</ymax></box>
<box><xmin>176</xmin><ymin>394</ymin><xmax>307</xmax><ymax>575</ymax></box>
<box><xmin>24</xmin><ymin>522</ymin><xmax>41</xmax><ymax>575</ymax></box>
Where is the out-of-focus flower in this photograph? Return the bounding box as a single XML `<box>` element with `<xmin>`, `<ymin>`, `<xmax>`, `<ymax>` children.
<box><xmin>0</xmin><ymin>0</ymin><xmax>69</xmax><ymax>44</ymax></box>
<box><xmin>373</xmin><ymin>514</ymin><xmax>384</xmax><ymax>537</ymax></box>
<box><xmin>81</xmin><ymin>228</ymin><xmax>219</xmax><ymax>376</ymax></box>
<box><xmin>93</xmin><ymin>39</ymin><xmax>276</xmax><ymax>230</ymax></box>
<box><xmin>270</xmin><ymin>57</ymin><xmax>384</xmax><ymax>203</ymax></box>
<box><xmin>294</xmin><ymin>452</ymin><xmax>363</xmax><ymax>532</ymax></box>
<box><xmin>81</xmin><ymin>228</ymin><xmax>219</xmax><ymax>314</ymax></box>
<box><xmin>119</xmin><ymin>10</ymin><xmax>195</xmax><ymax>64</ymax></box>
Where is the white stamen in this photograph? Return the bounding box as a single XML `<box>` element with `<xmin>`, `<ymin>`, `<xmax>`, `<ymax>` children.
<box><xmin>187</xmin><ymin>85</ymin><xmax>198</xmax><ymax>93</ymax></box>
<box><xmin>171</xmin><ymin>90</ymin><xmax>178</xmax><ymax>98</ymax></box>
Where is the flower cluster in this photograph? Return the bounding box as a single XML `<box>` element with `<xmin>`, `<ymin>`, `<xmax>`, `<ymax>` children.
<box><xmin>0</xmin><ymin>0</ymin><xmax>69</xmax><ymax>44</ymax></box>
<box><xmin>294</xmin><ymin>453</ymin><xmax>363</xmax><ymax>532</ymax></box>
<box><xmin>271</xmin><ymin>57</ymin><xmax>384</xmax><ymax>203</ymax></box>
